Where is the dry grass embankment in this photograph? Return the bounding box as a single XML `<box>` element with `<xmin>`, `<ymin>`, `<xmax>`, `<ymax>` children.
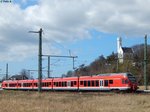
<box><xmin>0</xmin><ymin>91</ymin><xmax>150</xmax><ymax>112</ymax></box>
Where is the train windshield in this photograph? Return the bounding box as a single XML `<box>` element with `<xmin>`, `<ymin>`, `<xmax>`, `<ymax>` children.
<box><xmin>127</xmin><ymin>74</ymin><xmax>136</xmax><ymax>83</ymax></box>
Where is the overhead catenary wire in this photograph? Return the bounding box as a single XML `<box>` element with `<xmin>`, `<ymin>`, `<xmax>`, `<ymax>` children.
<box><xmin>39</xmin><ymin>36</ymin><xmax>78</xmax><ymax>78</ymax></box>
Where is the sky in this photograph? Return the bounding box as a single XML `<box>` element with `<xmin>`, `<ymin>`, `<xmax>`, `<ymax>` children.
<box><xmin>0</xmin><ymin>0</ymin><xmax>150</xmax><ymax>78</ymax></box>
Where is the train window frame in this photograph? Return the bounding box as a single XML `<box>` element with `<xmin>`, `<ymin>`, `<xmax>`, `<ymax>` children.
<box><xmin>125</xmin><ymin>80</ymin><xmax>129</xmax><ymax>84</ymax></box>
<box><xmin>109</xmin><ymin>80</ymin><xmax>113</xmax><ymax>84</ymax></box>
<box><xmin>46</xmin><ymin>82</ymin><xmax>49</xmax><ymax>87</ymax></box>
<box><xmin>74</xmin><ymin>81</ymin><xmax>76</xmax><ymax>85</ymax></box>
<box><xmin>34</xmin><ymin>83</ymin><xmax>38</xmax><ymax>87</ymax></box>
<box><xmin>92</xmin><ymin>81</ymin><xmax>94</xmax><ymax>87</ymax></box>
<box><xmin>29</xmin><ymin>83</ymin><xmax>32</xmax><ymax>87</ymax></box>
<box><xmin>62</xmin><ymin>82</ymin><xmax>65</xmax><ymax>87</ymax></box>
<box><xmin>18</xmin><ymin>83</ymin><xmax>21</xmax><ymax>87</ymax></box>
<box><xmin>80</xmin><ymin>81</ymin><xmax>83</xmax><ymax>85</ymax></box>
<box><xmin>104</xmin><ymin>80</ymin><xmax>109</xmax><ymax>87</ymax></box>
<box><xmin>59</xmin><ymin>82</ymin><xmax>61</xmax><ymax>87</ymax></box>
<box><xmin>9</xmin><ymin>83</ymin><xmax>15</xmax><ymax>87</ymax></box>
<box><xmin>49</xmin><ymin>82</ymin><xmax>51</xmax><ymax>86</ymax></box>
<box><xmin>5</xmin><ymin>84</ymin><xmax>8</xmax><ymax>87</ymax></box>
<box><xmin>42</xmin><ymin>83</ymin><xmax>44</xmax><ymax>87</ymax></box>
<box><xmin>65</xmin><ymin>82</ymin><xmax>67</xmax><ymax>87</ymax></box>
<box><xmin>88</xmin><ymin>81</ymin><xmax>91</xmax><ymax>87</ymax></box>
<box><xmin>96</xmin><ymin>80</ymin><xmax>99</xmax><ymax>87</ymax></box>
<box><xmin>122</xmin><ymin>79</ymin><xmax>125</xmax><ymax>84</ymax></box>
<box><xmin>71</xmin><ymin>81</ymin><xmax>74</xmax><ymax>87</ymax></box>
<box><xmin>84</xmin><ymin>81</ymin><xmax>87</xmax><ymax>87</ymax></box>
<box><xmin>56</xmin><ymin>82</ymin><xmax>59</xmax><ymax>87</ymax></box>
<box><xmin>54</xmin><ymin>82</ymin><xmax>56</xmax><ymax>86</ymax></box>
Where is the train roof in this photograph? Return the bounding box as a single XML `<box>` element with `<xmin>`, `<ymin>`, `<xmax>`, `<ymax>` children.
<box><xmin>2</xmin><ymin>73</ymin><xmax>133</xmax><ymax>82</ymax></box>
<box><xmin>97</xmin><ymin>73</ymin><xmax>130</xmax><ymax>77</ymax></box>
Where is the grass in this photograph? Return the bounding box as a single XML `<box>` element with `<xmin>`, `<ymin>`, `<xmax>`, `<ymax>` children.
<box><xmin>0</xmin><ymin>90</ymin><xmax>150</xmax><ymax>112</ymax></box>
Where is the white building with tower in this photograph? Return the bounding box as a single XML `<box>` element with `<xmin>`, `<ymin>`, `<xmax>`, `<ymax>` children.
<box><xmin>117</xmin><ymin>37</ymin><xmax>133</xmax><ymax>63</ymax></box>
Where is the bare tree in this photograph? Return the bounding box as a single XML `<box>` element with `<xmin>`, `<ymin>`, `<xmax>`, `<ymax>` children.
<box><xmin>20</xmin><ymin>69</ymin><xmax>31</xmax><ymax>79</ymax></box>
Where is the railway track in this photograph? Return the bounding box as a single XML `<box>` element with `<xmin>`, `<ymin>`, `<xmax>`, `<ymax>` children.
<box><xmin>1</xmin><ymin>89</ymin><xmax>150</xmax><ymax>96</ymax></box>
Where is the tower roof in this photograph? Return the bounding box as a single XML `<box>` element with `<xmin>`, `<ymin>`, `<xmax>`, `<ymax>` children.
<box><xmin>122</xmin><ymin>47</ymin><xmax>133</xmax><ymax>53</ymax></box>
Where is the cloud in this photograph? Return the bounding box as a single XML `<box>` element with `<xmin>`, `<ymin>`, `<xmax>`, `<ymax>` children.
<box><xmin>0</xmin><ymin>0</ymin><xmax>150</xmax><ymax>61</ymax></box>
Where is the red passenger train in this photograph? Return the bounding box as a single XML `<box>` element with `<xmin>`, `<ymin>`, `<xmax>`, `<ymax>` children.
<box><xmin>2</xmin><ymin>73</ymin><xmax>138</xmax><ymax>92</ymax></box>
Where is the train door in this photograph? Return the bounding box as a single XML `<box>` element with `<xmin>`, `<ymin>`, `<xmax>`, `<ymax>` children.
<box><xmin>67</xmin><ymin>81</ymin><xmax>71</xmax><ymax>87</ymax></box>
<box><xmin>99</xmin><ymin>80</ymin><xmax>104</xmax><ymax>90</ymax></box>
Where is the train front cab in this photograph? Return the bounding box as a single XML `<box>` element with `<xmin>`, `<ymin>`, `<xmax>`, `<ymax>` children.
<box><xmin>101</xmin><ymin>74</ymin><xmax>136</xmax><ymax>92</ymax></box>
<box><xmin>126</xmin><ymin>73</ymin><xmax>138</xmax><ymax>92</ymax></box>
<box><xmin>116</xmin><ymin>73</ymin><xmax>138</xmax><ymax>92</ymax></box>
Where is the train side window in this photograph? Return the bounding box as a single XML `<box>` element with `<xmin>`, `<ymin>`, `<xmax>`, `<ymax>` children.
<box><xmin>92</xmin><ymin>81</ymin><xmax>94</xmax><ymax>86</ymax></box>
<box><xmin>104</xmin><ymin>80</ymin><xmax>108</xmax><ymax>87</ymax></box>
<box><xmin>42</xmin><ymin>83</ymin><xmax>44</xmax><ymax>87</ymax></box>
<box><xmin>59</xmin><ymin>82</ymin><xmax>61</xmax><ymax>87</ymax></box>
<box><xmin>64</xmin><ymin>82</ymin><xmax>66</xmax><ymax>87</ymax></box>
<box><xmin>88</xmin><ymin>81</ymin><xmax>90</xmax><ymax>87</ymax></box>
<box><xmin>80</xmin><ymin>81</ymin><xmax>83</xmax><ymax>85</ymax></box>
<box><xmin>34</xmin><ymin>83</ymin><xmax>37</xmax><ymax>87</ymax></box>
<box><xmin>122</xmin><ymin>79</ymin><xmax>125</xmax><ymax>84</ymax></box>
<box><xmin>74</xmin><ymin>81</ymin><xmax>76</xmax><ymax>85</ymax></box>
<box><xmin>61</xmin><ymin>82</ymin><xmax>62</xmax><ymax>87</ymax></box>
<box><xmin>62</xmin><ymin>82</ymin><xmax>64</xmax><ymax>87</ymax></box>
<box><xmin>45</xmin><ymin>83</ymin><xmax>47</xmax><ymax>87</ymax></box>
<box><xmin>56</xmin><ymin>82</ymin><xmax>59</xmax><ymax>87</ymax></box>
<box><xmin>84</xmin><ymin>81</ymin><xmax>87</xmax><ymax>87</ymax></box>
<box><xmin>125</xmin><ymin>80</ymin><xmax>129</xmax><ymax>84</ymax></box>
<box><xmin>96</xmin><ymin>80</ymin><xmax>99</xmax><ymax>87</ymax></box>
<box><xmin>18</xmin><ymin>83</ymin><xmax>21</xmax><ymax>87</ymax></box>
<box><xmin>109</xmin><ymin>80</ymin><xmax>113</xmax><ymax>84</ymax></box>
<box><xmin>5</xmin><ymin>84</ymin><xmax>8</xmax><ymax>87</ymax></box>
<box><xmin>54</xmin><ymin>82</ymin><xmax>56</xmax><ymax>86</ymax></box>
<box><xmin>46</xmin><ymin>82</ymin><xmax>49</xmax><ymax>87</ymax></box>
<box><xmin>71</xmin><ymin>81</ymin><xmax>74</xmax><ymax>87</ymax></box>
<box><xmin>65</xmin><ymin>82</ymin><xmax>67</xmax><ymax>87</ymax></box>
